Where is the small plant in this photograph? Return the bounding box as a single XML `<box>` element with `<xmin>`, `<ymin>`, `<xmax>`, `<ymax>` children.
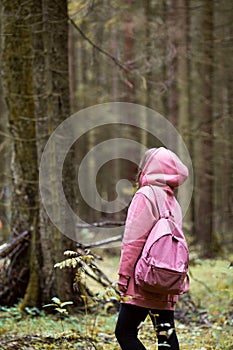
<box><xmin>54</xmin><ymin>250</ymin><xmax>94</xmax><ymax>270</ymax></box>
<box><xmin>43</xmin><ymin>296</ymin><xmax>73</xmax><ymax>332</ymax></box>
<box><xmin>0</xmin><ymin>305</ymin><xmax>23</xmax><ymax>320</ymax></box>
<box><xmin>24</xmin><ymin>306</ymin><xmax>42</xmax><ymax>316</ymax></box>
<box><xmin>43</xmin><ymin>296</ymin><xmax>73</xmax><ymax>315</ymax></box>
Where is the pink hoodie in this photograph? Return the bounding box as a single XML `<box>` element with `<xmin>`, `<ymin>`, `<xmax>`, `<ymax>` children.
<box><xmin>118</xmin><ymin>147</ymin><xmax>189</xmax><ymax>310</ymax></box>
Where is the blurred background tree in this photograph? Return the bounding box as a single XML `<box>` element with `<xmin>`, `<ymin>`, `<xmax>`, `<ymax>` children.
<box><xmin>68</xmin><ymin>0</ymin><xmax>232</xmax><ymax>256</ymax></box>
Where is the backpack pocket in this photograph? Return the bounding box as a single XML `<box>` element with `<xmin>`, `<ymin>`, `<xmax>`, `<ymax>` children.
<box><xmin>135</xmin><ymin>259</ymin><xmax>187</xmax><ymax>295</ymax></box>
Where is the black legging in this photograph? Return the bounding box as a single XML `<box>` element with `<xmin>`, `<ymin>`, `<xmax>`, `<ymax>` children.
<box><xmin>115</xmin><ymin>303</ymin><xmax>180</xmax><ymax>350</ymax></box>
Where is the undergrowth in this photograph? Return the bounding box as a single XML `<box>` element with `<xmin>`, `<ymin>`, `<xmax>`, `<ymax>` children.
<box><xmin>0</xmin><ymin>257</ymin><xmax>232</xmax><ymax>349</ymax></box>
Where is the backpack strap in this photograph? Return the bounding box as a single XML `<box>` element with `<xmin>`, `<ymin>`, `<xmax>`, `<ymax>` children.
<box><xmin>154</xmin><ymin>188</ymin><xmax>161</xmax><ymax>218</ymax></box>
<box><xmin>182</xmin><ymin>275</ymin><xmax>190</xmax><ymax>294</ymax></box>
<box><xmin>148</xmin><ymin>185</ymin><xmax>173</xmax><ymax>221</ymax></box>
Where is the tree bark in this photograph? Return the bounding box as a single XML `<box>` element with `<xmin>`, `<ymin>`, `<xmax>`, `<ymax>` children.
<box><xmin>1</xmin><ymin>0</ymin><xmax>40</xmax><ymax>306</ymax></box>
<box><xmin>31</xmin><ymin>0</ymin><xmax>76</xmax><ymax>306</ymax></box>
<box><xmin>212</xmin><ymin>0</ymin><xmax>233</xmax><ymax>246</ymax></box>
<box><xmin>196</xmin><ymin>0</ymin><xmax>214</xmax><ymax>257</ymax></box>
<box><xmin>166</xmin><ymin>0</ymin><xmax>178</xmax><ymax>131</ymax></box>
<box><xmin>1</xmin><ymin>0</ymin><xmax>76</xmax><ymax>307</ymax></box>
<box><xmin>176</xmin><ymin>0</ymin><xmax>192</xmax><ymax>226</ymax></box>
<box><xmin>0</xmin><ymin>2</ymin><xmax>11</xmax><ymax>241</ymax></box>
<box><xmin>124</xmin><ymin>0</ymin><xmax>134</xmax><ymax>102</ymax></box>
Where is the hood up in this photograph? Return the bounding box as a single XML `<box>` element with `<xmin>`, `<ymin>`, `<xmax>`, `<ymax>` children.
<box><xmin>139</xmin><ymin>147</ymin><xmax>188</xmax><ymax>191</ymax></box>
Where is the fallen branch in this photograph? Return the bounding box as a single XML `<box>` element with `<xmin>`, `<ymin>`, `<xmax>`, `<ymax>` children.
<box><xmin>76</xmin><ymin>234</ymin><xmax>122</xmax><ymax>249</ymax></box>
<box><xmin>0</xmin><ymin>333</ymin><xmax>99</xmax><ymax>349</ymax></box>
<box><xmin>0</xmin><ymin>335</ymin><xmax>47</xmax><ymax>346</ymax></box>
<box><xmin>175</xmin><ymin>292</ymin><xmax>212</xmax><ymax>326</ymax></box>
<box><xmin>76</xmin><ymin>221</ymin><xmax>123</xmax><ymax>249</ymax></box>
<box><xmin>80</xmin><ymin>260</ymin><xmax>113</xmax><ymax>288</ymax></box>
<box><xmin>76</xmin><ymin>220</ymin><xmax>125</xmax><ymax>228</ymax></box>
<box><xmin>0</xmin><ymin>231</ymin><xmax>29</xmax><ymax>258</ymax></box>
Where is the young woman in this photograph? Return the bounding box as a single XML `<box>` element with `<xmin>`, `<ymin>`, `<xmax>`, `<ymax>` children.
<box><xmin>115</xmin><ymin>147</ymin><xmax>189</xmax><ymax>350</ymax></box>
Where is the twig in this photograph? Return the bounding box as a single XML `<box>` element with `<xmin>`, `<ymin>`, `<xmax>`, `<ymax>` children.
<box><xmin>74</xmin><ymin>251</ymin><xmax>113</xmax><ymax>288</ymax></box>
<box><xmin>53</xmin><ymin>0</ymin><xmax>131</xmax><ymax>75</ymax></box>
<box><xmin>68</xmin><ymin>17</ymin><xmax>131</xmax><ymax>75</ymax></box>
<box><xmin>189</xmin><ymin>268</ymin><xmax>212</xmax><ymax>293</ymax></box>
<box><xmin>0</xmin><ymin>335</ymin><xmax>47</xmax><ymax>345</ymax></box>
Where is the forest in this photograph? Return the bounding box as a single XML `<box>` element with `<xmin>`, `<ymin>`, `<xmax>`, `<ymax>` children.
<box><xmin>0</xmin><ymin>0</ymin><xmax>232</xmax><ymax>349</ymax></box>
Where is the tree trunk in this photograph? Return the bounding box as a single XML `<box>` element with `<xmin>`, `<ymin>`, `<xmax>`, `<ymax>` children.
<box><xmin>124</xmin><ymin>0</ymin><xmax>134</xmax><ymax>102</ymax></box>
<box><xmin>0</xmin><ymin>3</ymin><xmax>11</xmax><ymax>242</ymax></box>
<box><xmin>176</xmin><ymin>0</ymin><xmax>192</xmax><ymax>226</ymax></box>
<box><xmin>0</xmin><ymin>0</ymin><xmax>76</xmax><ymax>307</ymax></box>
<box><xmin>213</xmin><ymin>0</ymin><xmax>233</xmax><ymax>247</ymax></box>
<box><xmin>196</xmin><ymin>0</ymin><xmax>214</xmax><ymax>257</ymax></box>
<box><xmin>1</xmin><ymin>0</ymin><xmax>39</xmax><ymax>306</ymax></box>
<box><xmin>68</xmin><ymin>22</ymin><xmax>76</xmax><ymax>113</ymax></box>
<box><xmin>31</xmin><ymin>0</ymin><xmax>76</xmax><ymax>306</ymax></box>
<box><xmin>165</xmin><ymin>0</ymin><xmax>179</xmax><ymax>150</ymax></box>
<box><xmin>177</xmin><ymin>0</ymin><xmax>190</xmax><ymax>148</ymax></box>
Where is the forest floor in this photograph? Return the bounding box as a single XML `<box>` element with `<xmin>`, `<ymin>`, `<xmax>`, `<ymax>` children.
<box><xmin>0</xmin><ymin>255</ymin><xmax>232</xmax><ymax>349</ymax></box>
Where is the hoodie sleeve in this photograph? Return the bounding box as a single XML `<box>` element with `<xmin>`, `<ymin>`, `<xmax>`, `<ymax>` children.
<box><xmin>118</xmin><ymin>192</ymin><xmax>157</xmax><ymax>285</ymax></box>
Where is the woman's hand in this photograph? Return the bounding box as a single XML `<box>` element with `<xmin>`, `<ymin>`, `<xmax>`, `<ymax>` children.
<box><xmin>118</xmin><ymin>283</ymin><xmax>128</xmax><ymax>294</ymax></box>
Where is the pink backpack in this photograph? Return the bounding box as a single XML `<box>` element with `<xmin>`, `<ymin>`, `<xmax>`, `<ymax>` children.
<box><xmin>134</xmin><ymin>191</ymin><xmax>190</xmax><ymax>295</ymax></box>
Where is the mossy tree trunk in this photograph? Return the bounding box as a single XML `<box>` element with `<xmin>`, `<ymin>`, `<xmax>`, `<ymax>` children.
<box><xmin>0</xmin><ymin>3</ymin><xmax>11</xmax><ymax>242</ymax></box>
<box><xmin>1</xmin><ymin>0</ymin><xmax>76</xmax><ymax>307</ymax></box>
<box><xmin>31</xmin><ymin>0</ymin><xmax>76</xmax><ymax>307</ymax></box>
<box><xmin>1</xmin><ymin>0</ymin><xmax>39</xmax><ymax>306</ymax></box>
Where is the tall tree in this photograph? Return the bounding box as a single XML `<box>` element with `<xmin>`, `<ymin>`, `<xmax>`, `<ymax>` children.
<box><xmin>190</xmin><ymin>0</ymin><xmax>214</xmax><ymax>256</ymax></box>
<box><xmin>1</xmin><ymin>0</ymin><xmax>76</xmax><ymax>307</ymax></box>
<box><xmin>32</xmin><ymin>0</ymin><xmax>76</xmax><ymax>306</ymax></box>
<box><xmin>166</xmin><ymin>0</ymin><xmax>178</xmax><ymax>134</ymax></box>
<box><xmin>213</xmin><ymin>0</ymin><xmax>233</xmax><ymax>245</ymax></box>
<box><xmin>124</xmin><ymin>0</ymin><xmax>134</xmax><ymax>103</ymax></box>
<box><xmin>176</xmin><ymin>0</ymin><xmax>192</xmax><ymax>226</ymax></box>
<box><xmin>0</xmin><ymin>2</ymin><xmax>11</xmax><ymax>242</ymax></box>
<box><xmin>1</xmin><ymin>0</ymin><xmax>39</xmax><ymax>306</ymax></box>
<box><xmin>176</xmin><ymin>0</ymin><xmax>190</xmax><ymax>148</ymax></box>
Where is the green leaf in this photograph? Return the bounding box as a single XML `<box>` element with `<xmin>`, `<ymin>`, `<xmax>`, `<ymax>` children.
<box><xmin>43</xmin><ymin>303</ymin><xmax>56</xmax><ymax>308</ymax></box>
<box><xmin>51</xmin><ymin>297</ymin><xmax>61</xmax><ymax>305</ymax></box>
<box><xmin>64</xmin><ymin>250</ymin><xmax>78</xmax><ymax>257</ymax></box>
<box><xmin>60</xmin><ymin>301</ymin><xmax>74</xmax><ymax>307</ymax></box>
<box><xmin>55</xmin><ymin>307</ymin><xmax>68</xmax><ymax>314</ymax></box>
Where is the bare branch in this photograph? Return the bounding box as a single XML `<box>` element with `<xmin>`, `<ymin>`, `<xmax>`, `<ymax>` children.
<box><xmin>76</xmin><ymin>234</ymin><xmax>122</xmax><ymax>249</ymax></box>
<box><xmin>77</xmin><ymin>220</ymin><xmax>124</xmax><ymax>228</ymax></box>
<box><xmin>53</xmin><ymin>0</ymin><xmax>130</xmax><ymax>75</ymax></box>
<box><xmin>68</xmin><ymin>17</ymin><xmax>131</xmax><ymax>75</ymax></box>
